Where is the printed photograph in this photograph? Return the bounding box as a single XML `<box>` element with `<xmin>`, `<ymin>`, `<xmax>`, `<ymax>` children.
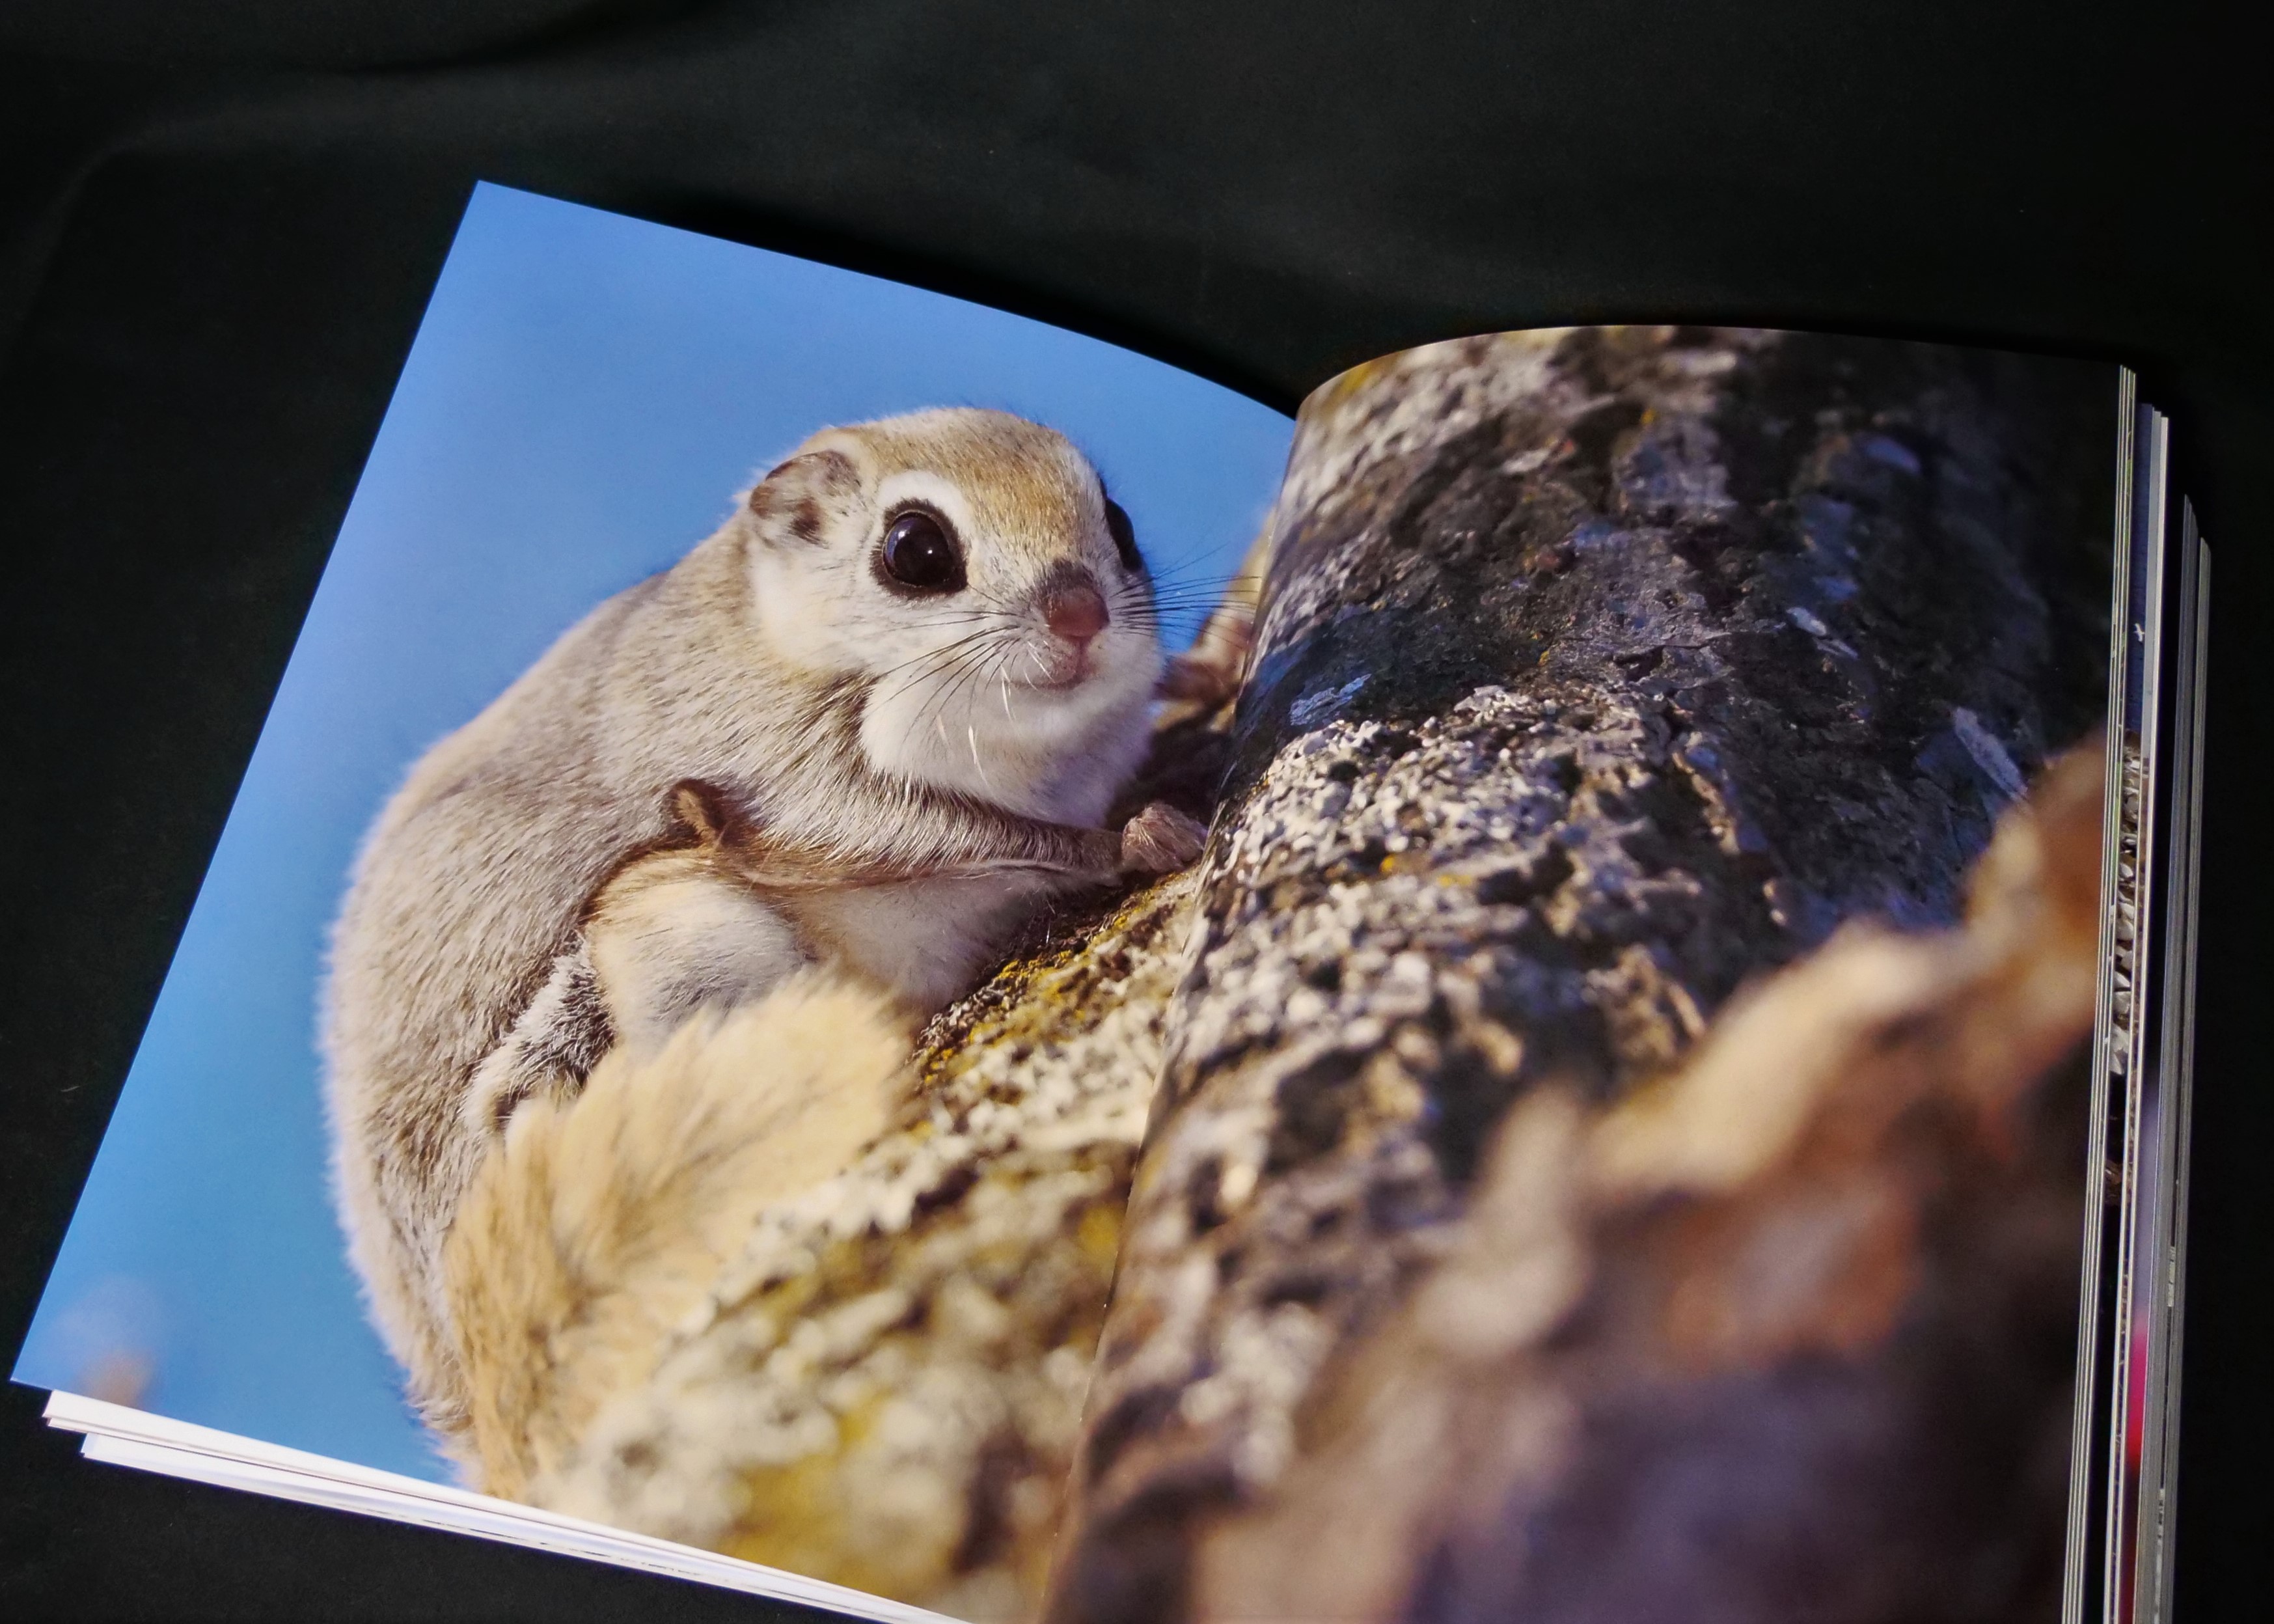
<box><xmin>21</xmin><ymin>186</ymin><xmax>2124</xmax><ymax>1624</ymax></box>
<box><xmin>13</xmin><ymin>182</ymin><xmax>1292</xmax><ymax>1511</ymax></box>
<box><xmin>1048</xmin><ymin>327</ymin><xmax>2120</xmax><ymax>1624</ymax></box>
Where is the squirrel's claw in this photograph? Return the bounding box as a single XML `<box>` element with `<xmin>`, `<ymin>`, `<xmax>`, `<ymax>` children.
<box><xmin>1119</xmin><ymin>801</ymin><xmax>1209</xmax><ymax>875</ymax></box>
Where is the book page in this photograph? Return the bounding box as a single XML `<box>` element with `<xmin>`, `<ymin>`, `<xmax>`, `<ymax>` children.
<box><xmin>12</xmin><ymin>182</ymin><xmax>1291</xmax><ymax>1624</ymax></box>
<box><xmin>1044</xmin><ymin>327</ymin><xmax>2125</xmax><ymax>1624</ymax></box>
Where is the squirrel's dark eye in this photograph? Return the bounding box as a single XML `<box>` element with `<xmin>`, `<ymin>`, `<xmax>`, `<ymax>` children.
<box><xmin>879</xmin><ymin>510</ymin><xmax>965</xmax><ymax>593</ymax></box>
<box><xmin>1103</xmin><ymin>497</ymin><xmax>1144</xmax><ymax>573</ymax></box>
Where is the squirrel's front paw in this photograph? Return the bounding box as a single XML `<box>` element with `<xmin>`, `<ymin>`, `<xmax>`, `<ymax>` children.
<box><xmin>1119</xmin><ymin>802</ymin><xmax>1209</xmax><ymax>875</ymax></box>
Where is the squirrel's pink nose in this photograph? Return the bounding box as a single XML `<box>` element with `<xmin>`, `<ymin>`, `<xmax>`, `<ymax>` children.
<box><xmin>1045</xmin><ymin>581</ymin><xmax>1109</xmax><ymax>644</ymax></box>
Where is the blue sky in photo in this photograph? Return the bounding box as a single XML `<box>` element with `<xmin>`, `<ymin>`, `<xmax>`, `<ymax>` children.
<box><xmin>13</xmin><ymin>184</ymin><xmax>1295</xmax><ymax>1482</ymax></box>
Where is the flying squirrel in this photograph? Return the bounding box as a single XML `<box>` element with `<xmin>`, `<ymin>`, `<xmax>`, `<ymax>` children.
<box><xmin>322</xmin><ymin>408</ymin><xmax>1237</xmax><ymax>1431</ymax></box>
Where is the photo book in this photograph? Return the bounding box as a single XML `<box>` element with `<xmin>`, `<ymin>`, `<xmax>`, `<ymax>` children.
<box><xmin>14</xmin><ymin>182</ymin><xmax>2210</xmax><ymax>1624</ymax></box>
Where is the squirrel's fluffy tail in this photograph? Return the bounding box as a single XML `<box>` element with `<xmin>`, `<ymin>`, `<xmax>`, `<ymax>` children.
<box><xmin>440</xmin><ymin>972</ymin><xmax>913</xmax><ymax>1496</ymax></box>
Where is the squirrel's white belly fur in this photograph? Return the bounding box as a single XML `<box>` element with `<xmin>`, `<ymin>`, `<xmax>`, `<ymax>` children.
<box><xmin>583</xmin><ymin>870</ymin><xmax>806</xmax><ymax>1060</ymax></box>
<box><xmin>589</xmin><ymin>866</ymin><xmax>1075</xmax><ymax>1060</ymax></box>
<box><xmin>801</xmin><ymin>871</ymin><xmax>1071</xmax><ymax>1011</ymax></box>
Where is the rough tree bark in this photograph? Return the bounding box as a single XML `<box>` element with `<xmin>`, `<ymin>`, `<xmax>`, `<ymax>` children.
<box><xmin>1183</xmin><ymin>746</ymin><xmax>2106</xmax><ymax>1623</ymax></box>
<box><xmin>495</xmin><ymin>327</ymin><xmax>2114</xmax><ymax>1623</ymax></box>
<box><xmin>1048</xmin><ymin>326</ymin><xmax>2113</xmax><ymax>1623</ymax></box>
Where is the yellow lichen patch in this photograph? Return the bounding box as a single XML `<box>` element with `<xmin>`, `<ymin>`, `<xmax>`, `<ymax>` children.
<box><xmin>1077</xmin><ymin>1203</ymin><xmax>1122</xmax><ymax>1272</ymax></box>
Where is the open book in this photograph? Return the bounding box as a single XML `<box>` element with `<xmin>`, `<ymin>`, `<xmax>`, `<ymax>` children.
<box><xmin>14</xmin><ymin>184</ymin><xmax>2209</xmax><ymax>1624</ymax></box>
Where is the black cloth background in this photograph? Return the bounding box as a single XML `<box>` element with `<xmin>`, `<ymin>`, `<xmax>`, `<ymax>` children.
<box><xmin>0</xmin><ymin>5</ymin><xmax>2264</xmax><ymax>1617</ymax></box>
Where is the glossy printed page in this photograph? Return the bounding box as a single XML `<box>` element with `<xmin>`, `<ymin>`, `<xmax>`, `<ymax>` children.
<box><xmin>1048</xmin><ymin>327</ymin><xmax>2124</xmax><ymax>1624</ymax></box>
<box><xmin>14</xmin><ymin>183</ymin><xmax>1293</xmax><ymax>1621</ymax></box>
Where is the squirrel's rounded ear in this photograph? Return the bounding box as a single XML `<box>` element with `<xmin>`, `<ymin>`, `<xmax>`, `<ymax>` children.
<box><xmin>663</xmin><ymin>780</ymin><xmax>732</xmax><ymax>845</ymax></box>
<box><xmin>745</xmin><ymin>446</ymin><xmax>862</xmax><ymax>546</ymax></box>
